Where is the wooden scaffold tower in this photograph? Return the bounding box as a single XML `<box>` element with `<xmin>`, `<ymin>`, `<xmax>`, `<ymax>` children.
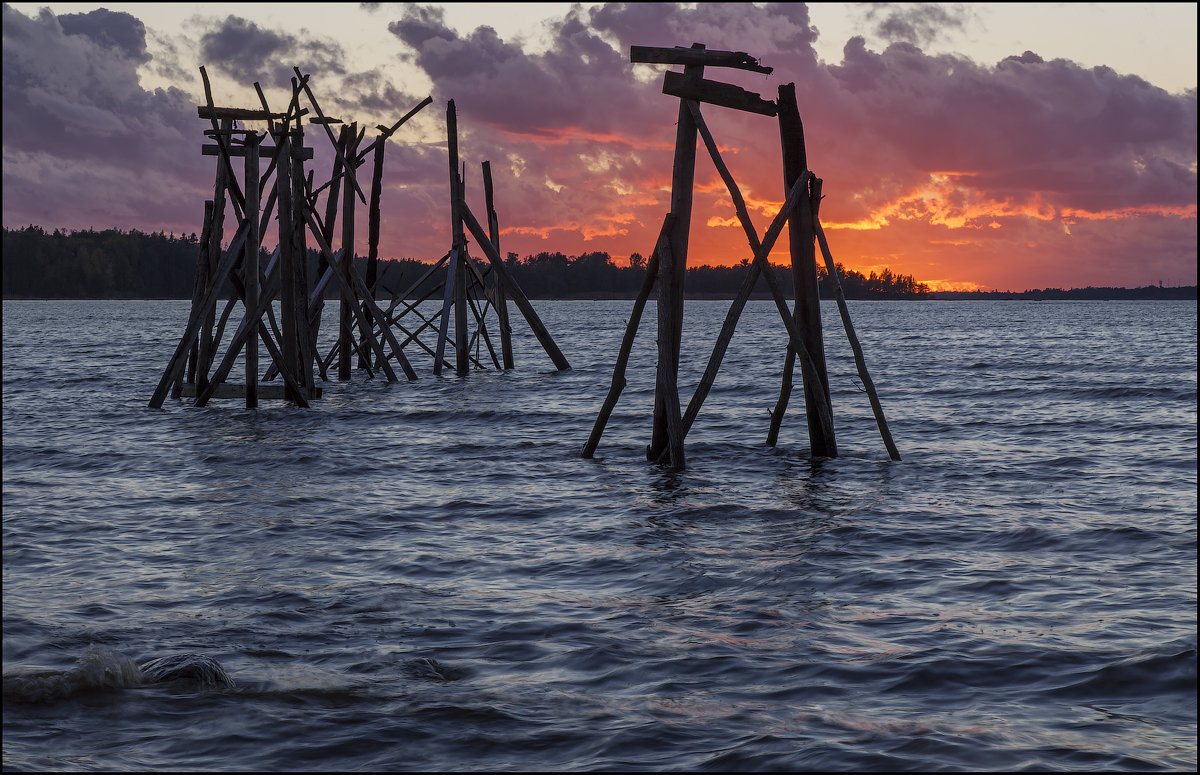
<box><xmin>149</xmin><ymin>67</ymin><xmax>321</xmax><ymax>409</ymax></box>
<box><xmin>149</xmin><ymin>68</ymin><xmax>435</xmax><ymax>407</ymax></box>
<box><xmin>582</xmin><ymin>43</ymin><xmax>902</xmax><ymax>469</ymax></box>
<box><xmin>151</xmin><ymin>67</ymin><xmax>568</xmax><ymax>409</ymax></box>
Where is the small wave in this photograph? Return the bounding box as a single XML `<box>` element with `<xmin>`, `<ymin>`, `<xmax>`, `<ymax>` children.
<box><xmin>403</xmin><ymin>656</ymin><xmax>467</xmax><ymax>682</ymax></box>
<box><xmin>1049</xmin><ymin>645</ymin><xmax>1197</xmax><ymax>701</ymax></box>
<box><xmin>140</xmin><ymin>653</ymin><xmax>235</xmax><ymax>689</ymax></box>
<box><xmin>3</xmin><ymin>649</ymin><xmax>234</xmax><ymax>704</ymax></box>
<box><xmin>3</xmin><ymin>647</ymin><xmax>142</xmax><ymax>703</ymax></box>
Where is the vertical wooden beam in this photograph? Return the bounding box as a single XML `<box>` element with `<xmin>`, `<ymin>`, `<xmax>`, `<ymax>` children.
<box><xmin>361</xmin><ymin>136</ymin><xmax>385</xmax><ymax>369</ymax></box>
<box><xmin>658</xmin><ymin>234</ymin><xmax>686</xmax><ymax>470</ymax></box>
<box><xmin>338</xmin><ymin>123</ymin><xmax>358</xmax><ymax>381</ymax></box>
<box><xmin>244</xmin><ymin>133</ymin><xmax>262</xmax><ymax>409</ymax></box>
<box><xmin>446</xmin><ymin>101</ymin><xmax>470</xmax><ymax>376</ymax></box>
<box><xmin>197</xmin><ymin>118</ymin><xmax>232</xmax><ymax>392</ymax></box>
<box><xmin>292</xmin><ymin>127</ymin><xmax>315</xmax><ymax>398</ymax></box>
<box><xmin>768</xmin><ymin>83</ymin><xmax>836</xmax><ymax>456</ymax></box>
<box><xmin>276</xmin><ymin>125</ymin><xmax>300</xmax><ymax>403</ymax></box>
<box><xmin>649</xmin><ymin>43</ymin><xmax>703</xmax><ymax>462</ymax></box>
<box><xmin>179</xmin><ymin>199</ymin><xmax>215</xmax><ymax>398</ymax></box>
<box><xmin>448</xmin><ymin>100</ymin><xmax>470</xmax><ymax>379</ymax></box>
<box><xmin>482</xmin><ymin>160</ymin><xmax>514</xmax><ymax>369</ymax></box>
<box><xmin>454</xmin><ymin>186</ymin><xmax>469</xmax><ymax>376</ymax></box>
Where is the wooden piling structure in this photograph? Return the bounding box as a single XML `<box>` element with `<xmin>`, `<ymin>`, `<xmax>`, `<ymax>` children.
<box><xmin>583</xmin><ymin>44</ymin><xmax>899</xmax><ymax>467</ymax></box>
<box><xmin>150</xmin><ymin>71</ymin><xmax>320</xmax><ymax>408</ymax></box>
<box><xmin>153</xmin><ymin>67</ymin><xmax>563</xmax><ymax>411</ymax></box>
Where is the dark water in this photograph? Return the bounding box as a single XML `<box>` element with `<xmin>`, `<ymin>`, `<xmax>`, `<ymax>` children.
<box><xmin>3</xmin><ymin>298</ymin><xmax>1196</xmax><ymax>771</ymax></box>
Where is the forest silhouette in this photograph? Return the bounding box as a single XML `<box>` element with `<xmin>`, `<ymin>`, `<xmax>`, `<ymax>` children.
<box><xmin>3</xmin><ymin>225</ymin><xmax>1191</xmax><ymax>301</ymax></box>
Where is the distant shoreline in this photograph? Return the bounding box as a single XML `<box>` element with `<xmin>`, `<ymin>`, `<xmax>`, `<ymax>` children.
<box><xmin>5</xmin><ymin>289</ymin><xmax>1196</xmax><ymax>302</ymax></box>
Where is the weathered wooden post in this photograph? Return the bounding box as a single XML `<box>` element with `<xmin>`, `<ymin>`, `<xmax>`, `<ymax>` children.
<box><xmin>647</xmin><ymin>43</ymin><xmax>704</xmax><ymax>464</ymax></box>
<box><xmin>316</xmin><ymin>121</ymin><xmax>345</xmax><ymax>346</ymax></box>
<box><xmin>199</xmin><ymin>117</ymin><xmax>232</xmax><ymax>393</ymax></box>
<box><xmin>243</xmin><ymin>131</ymin><xmax>262</xmax><ymax>409</ymax></box>
<box><xmin>767</xmin><ymin>83</ymin><xmax>836</xmax><ymax>456</ymax></box>
<box><xmin>178</xmin><ymin>199</ymin><xmax>215</xmax><ymax>398</ymax></box>
<box><xmin>338</xmin><ymin>122</ymin><xmax>358</xmax><ymax>381</ymax></box>
<box><xmin>450</xmin><ymin>112</ymin><xmax>469</xmax><ymax>377</ymax></box>
<box><xmin>275</xmin><ymin>117</ymin><xmax>307</xmax><ymax>404</ymax></box>
<box><xmin>435</xmin><ymin>102</ymin><xmax>457</xmax><ymax>376</ymax></box>
<box><xmin>360</xmin><ymin>128</ymin><xmax>386</xmax><ymax>369</ymax></box>
<box><xmin>436</xmin><ymin>99</ymin><xmax>471</xmax><ymax>377</ymax></box>
<box><xmin>291</xmin><ymin>124</ymin><xmax>315</xmax><ymax>399</ymax></box>
<box><xmin>482</xmin><ymin>160</ymin><xmax>514</xmax><ymax>369</ymax></box>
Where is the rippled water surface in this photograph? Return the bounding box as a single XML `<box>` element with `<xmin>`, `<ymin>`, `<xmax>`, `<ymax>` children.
<box><xmin>3</xmin><ymin>299</ymin><xmax>1196</xmax><ymax>771</ymax></box>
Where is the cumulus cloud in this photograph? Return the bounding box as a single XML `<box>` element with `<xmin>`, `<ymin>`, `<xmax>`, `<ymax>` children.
<box><xmin>1</xmin><ymin>4</ymin><xmax>208</xmax><ymax>233</ymax></box>
<box><xmin>198</xmin><ymin>15</ymin><xmax>348</xmax><ymax>91</ymax></box>
<box><xmin>58</xmin><ymin>7</ymin><xmax>152</xmax><ymax>63</ymax></box>
<box><xmin>862</xmin><ymin>3</ymin><xmax>975</xmax><ymax>47</ymax></box>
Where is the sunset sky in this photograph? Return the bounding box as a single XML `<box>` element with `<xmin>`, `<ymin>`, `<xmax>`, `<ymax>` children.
<box><xmin>3</xmin><ymin>2</ymin><xmax>1196</xmax><ymax>291</ymax></box>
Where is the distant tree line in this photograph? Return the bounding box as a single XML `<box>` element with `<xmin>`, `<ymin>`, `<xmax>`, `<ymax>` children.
<box><xmin>3</xmin><ymin>225</ymin><xmax>939</xmax><ymax>301</ymax></box>
<box><xmin>930</xmin><ymin>286</ymin><xmax>1197</xmax><ymax>300</ymax></box>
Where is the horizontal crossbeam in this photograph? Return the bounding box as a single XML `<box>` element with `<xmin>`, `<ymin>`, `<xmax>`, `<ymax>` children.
<box><xmin>630</xmin><ymin>45</ymin><xmax>772</xmax><ymax>74</ymax></box>
<box><xmin>662</xmin><ymin>71</ymin><xmax>776</xmax><ymax>116</ymax></box>
<box><xmin>198</xmin><ymin>106</ymin><xmax>309</xmax><ymax>121</ymax></box>
<box><xmin>202</xmin><ymin>144</ymin><xmax>314</xmax><ymax>159</ymax></box>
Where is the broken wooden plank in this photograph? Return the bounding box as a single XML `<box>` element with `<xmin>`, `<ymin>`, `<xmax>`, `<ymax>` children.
<box><xmin>630</xmin><ymin>45</ymin><xmax>772</xmax><ymax>74</ymax></box>
<box><xmin>202</xmin><ymin>144</ymin><xmax>314</xmax><ymax>159</ymax></box>
<box><xmin>662</xmin><ymin>70</ymin><xmax>776</xmax><ymax>116</ymax></box>
<box><xmin>198</xmin><ymin>106</ymin><xmax>309</xmax><ymax>121</ymax></box>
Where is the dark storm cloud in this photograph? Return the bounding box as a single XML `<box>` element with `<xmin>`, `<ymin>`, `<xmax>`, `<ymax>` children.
<box><xmin>198</xmin><ymin>15</ymin><xmax>347</xmax><ymax>91</ymax></box>
<box><xmin>590</xmin><ymin>1</ymin><xmax>820</xmax><ymax>60</ymax></box>
<box><xmin>823</xmin><ymin>37</ymin><xmax>1197</xmax><ymax>212</ymax></box>
<box><xmin>58</xmin><ymin>7</ymin><xmax>151</xmax><ymax>63</ymax></box>
<box><xmin>1</xmin><ymin>4</ymin><xmax>208</xmax><ymax>231</ymax></box>
<box><xmin>2</xmin><ymin>5</ymin><xmax>197</xmax><ymax>166</ymax></box>
<box><xmin>388</xmin><ymin>4</ymin><xmax>637</xmax><ymax>136</ymax></box>
<box><xmin>863</xmin><ymin>3</ymin><xmax>974</xmax><ymax>47</ymax></box>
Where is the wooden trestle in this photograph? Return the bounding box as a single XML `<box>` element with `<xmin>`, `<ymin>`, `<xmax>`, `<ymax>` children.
<box><xmin>582</xmin><ymin>44</ymin><xmax>901</xmax><ymax>468</ymax></box>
